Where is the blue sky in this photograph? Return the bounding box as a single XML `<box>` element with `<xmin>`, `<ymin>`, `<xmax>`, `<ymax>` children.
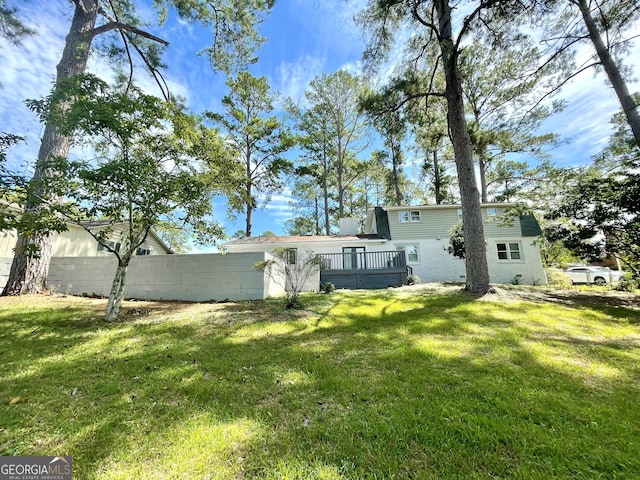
<box><xmin>1</xmin><ymin>0</ymin><xmax>639</xmax><ymax>248</ymax></box>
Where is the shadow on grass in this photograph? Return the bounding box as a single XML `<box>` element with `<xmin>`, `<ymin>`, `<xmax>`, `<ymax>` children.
<box><xmin>1</xmin><ymin>289</ymin><xmax>639</xmax><ymax>478</ymax></box>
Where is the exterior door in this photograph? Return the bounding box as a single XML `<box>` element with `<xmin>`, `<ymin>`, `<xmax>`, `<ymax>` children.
<box><xmin>343</xmin><ymin>246</ymin><xmax>365</xmax><ymax>269</ymax></box>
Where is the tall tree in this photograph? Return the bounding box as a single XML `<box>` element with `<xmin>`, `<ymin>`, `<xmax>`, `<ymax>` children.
<box><xmin>208</xmin><ymin>72</ymin><xmax>294</xmax><ymax>237</ymax></box>
<box><xmin>288</xmin><ymin>103</ymin><xmax>335</xmax><ymax>235</ymax></box>
<box><xmin>304</xmin><ymin>71</ymin><xmax>371</xmax><ymax>220</ymax></box>
<box><xmin>410</xmin><ymin>92</ymin><xmax>457</xmax><ymax>205</ymax></box>
<box><xmin>3</xmin><ymin>0</ymin><xmax>273</xmax><ymax>295</ymax></box>
<box><xmin>27</xmin><ymin>75</ymin><xmax>228</xmax><ymax>321</ymax></box>
<box><xmin>361</xmin><ymin>89</ymin><xmax>408</xmax><ymax>205</ymax></box>
<box><xmin>459</xmin><ymin>39</ymin><xmax>565</xmax><ymax>202</ymax></box>
<box><xmin>360</xmin><ymin>0</ymin><xmax>513</xmax><ymax>293</ymax></box>
<box><xmin>537</xmin><ymin>0</ymin><xmax>640</xmax><ymax>145</ymax></box>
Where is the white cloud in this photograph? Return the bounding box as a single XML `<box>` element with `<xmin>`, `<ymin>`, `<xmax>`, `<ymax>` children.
<box><xmin>272</xmin><ymin>55</ymin><xmax>326</xmax><ymax>103</ymax></box>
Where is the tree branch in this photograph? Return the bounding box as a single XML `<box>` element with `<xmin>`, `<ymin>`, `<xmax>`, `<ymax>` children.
<box><xmin>88</xmin><ymin>21</ymin><xmax>169</xmax><ymax>46</ymax></box>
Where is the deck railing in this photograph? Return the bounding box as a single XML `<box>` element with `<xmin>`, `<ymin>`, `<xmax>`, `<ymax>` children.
<box><xmin>317</xmin><ymin>250</ymin><xmax>407</xmax><ymax>271</ymax></box>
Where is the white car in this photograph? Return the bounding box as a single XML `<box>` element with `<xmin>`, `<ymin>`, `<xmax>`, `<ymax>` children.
<box><xmin>564</xmin><ymin>266</ymin><xmax>624</xmax><ymax>285</ymax></box>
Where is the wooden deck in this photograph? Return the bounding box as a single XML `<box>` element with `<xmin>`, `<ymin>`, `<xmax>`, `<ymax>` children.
<box><xmin>317</xmin><ymin>251</ymin><xmax>411</xmax><ymax>290</ymax></box>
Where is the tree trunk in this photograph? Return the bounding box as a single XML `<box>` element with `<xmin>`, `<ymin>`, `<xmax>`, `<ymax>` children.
<box><xmin>434</xmin><ymin>0</ymin><xmax>490</xmax><ymax>293</ymax></box>
<box><xmin>577</xmin><ymin>0</ymin><xmax>640</xmax><ymax>146</ymax></box>
<box><xmin>3</xmin><ymin>1</ymin><xmax>98</xmax><ymax>295</ymax></box>
<box><xmin>337</xmin><ymin>147</ymin><xmax>345</xmax><ymax>219</ymax></box>
<box><xmin>322</xmin><ymin>144</ymin><xmax>331</xmax><ymax>235</ymax></box>
<box><xmin>245</xmin><ymin>146</ymin><xmax>253</xmax><ymax>236</ymax></box>
<box><xmin>105</xmin><ymin>257</ymin><xmax>130</xmax><ymax>322</ymax></box>
<box><xmin>479</xmin><ymin>156</ymin><xmax>488</xmax><ymax>203</ymax></box>
<box><xmin>432</xmin><ymin>150</ymin><xmax>442</xmax><ymax>205</ymax></box>
<box><xmin>391</xmin><ymin>144</ymin><xmax>402</xmax><ymax>205</ymax></box>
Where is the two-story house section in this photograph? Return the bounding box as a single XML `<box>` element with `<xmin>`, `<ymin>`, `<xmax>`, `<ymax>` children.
<box><xmin>364</xmin><ymin>203</ymin><xmax>547</xmax><ymax>286</ymax></box>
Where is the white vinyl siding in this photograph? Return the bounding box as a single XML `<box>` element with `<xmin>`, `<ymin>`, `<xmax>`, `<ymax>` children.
<box><xmin>390</xmin><ymin>207</ymin><xmax>521</xmax><ymax>240</ymax></box>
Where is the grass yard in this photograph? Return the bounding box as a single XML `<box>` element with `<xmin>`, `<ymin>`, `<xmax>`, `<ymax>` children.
<box><xmin>1</xmin><ymin>284</ymin><xmax>639</xmax><ymax>479</ymax></box>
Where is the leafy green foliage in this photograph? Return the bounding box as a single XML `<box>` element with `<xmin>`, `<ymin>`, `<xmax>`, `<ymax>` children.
<box><xmin>28</xmin><ymin>74</ymin><xmax>229</xmax><ymax>318</ymax></box>
<box><xmin>447</xmin><ymin>222</ymin><xmax>465</xmax><ymax>260</ymax></box>
<box><xmin>459</xmin><ymin>39</ymin><xmax>566</xmax><ymax>202</ymax></box>
<box><xmin>547</xmin><ymin>109</ymin><xmax>640</xmax><ymax>278</ymax></box>
<box><xmin>207</xmin><ymin>72</ymin><xmax>294</xmax><ymax>236</ymax></box>
<box><xmin>289</xmin><ymin>71</ymin><xmax>371</xmax><ymax>231</ymax></box>
<box><xmin>0</xmin><ymin>1</ymin><xmax>33</xmax><ymax>44</ymax></box>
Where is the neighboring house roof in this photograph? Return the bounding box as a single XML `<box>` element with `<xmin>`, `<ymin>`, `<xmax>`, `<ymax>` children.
<box><xmin>79</xmin><ymin>221</ymin><xmax>174</xmax><ymax>254</ymax></box>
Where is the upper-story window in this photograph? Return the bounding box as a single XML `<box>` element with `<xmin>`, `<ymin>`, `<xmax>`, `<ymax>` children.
<box><xmin>399</xmin><ymin>210</ymin><xmax>421</xmax><ymax>223</ymax></box>
<box><xmin>457</xmin><ymin>209</ymin><xmax>463</xmax><ymax>222</ymax></box>
<box><xmin>486</xmin><ymin>207</ymin><xmax>498</xmax><ymax>220</ymax></box>
<box><xmin>136</xmin><ymin>247</ymin><xmax>151</xmax><ymax>256</ymax></box>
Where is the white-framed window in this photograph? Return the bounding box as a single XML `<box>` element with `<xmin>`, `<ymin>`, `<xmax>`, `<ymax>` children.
<box><xmin>486</xmin><ymin>207</ymin><xmax>498</xmax><ymax>220</ymax></box>
<box><xmin>98</xmin><ymin>240</ymin><xmax>120</xmax><ymax>253</ymax></box>
<box><xmin>284</xmin><ymin>248</ymin><xmax>297</xmax><ymax>265</ymax></box>
<box><xmin>398</xmin><ymin>210</ymin><xmax>421</xmax><ymax>223</ymax></box>
<box><xmin>496</xmin><ymin>242</ymin><xmax>522</xmax><ymax>261</ymax></box>
<box><xmin>457</xmin><ymin>209</ymin><xmax>463</xmax><ymax>222</ymax></box>
<box><xmin>397</xmin><ymin>244</ymin><xmax>420</xmax><ymax>263</ymax></box>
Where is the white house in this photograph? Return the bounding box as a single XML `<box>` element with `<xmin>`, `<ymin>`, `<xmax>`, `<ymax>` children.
<box><xmin>366</xmin><ymin>204</ymin><xmax>547</xmax><ymax>286</ymax></box>
<box><xmin>225</xmin><ymin>203</ymin><xmax>547</xmax><ymax>288</ymax></box>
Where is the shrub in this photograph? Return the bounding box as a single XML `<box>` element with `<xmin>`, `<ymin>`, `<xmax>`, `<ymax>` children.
<box><xmin>612</xmin><ymin>273</ymin><xmax>638</xmax><ymax>292</ymax></box>
<box><xmin>545</xmin><ymin>268</ymin><xmax>572</xmax><ymax>287</ymax></box>
<box><xmin>407</xmin><ymin>274</ymin><xmax>421</xmax><ymax>285</ymax></box>
<box><xmin>320</xmin><ymin>282</ymin><xmax>335</xmax><ymax>293</ymax></box>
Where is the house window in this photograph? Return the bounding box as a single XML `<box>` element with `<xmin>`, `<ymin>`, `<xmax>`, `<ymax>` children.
<box><xmin>398</xmin><ymin>210</ymin><xmax>420</xmax><ymax>223</ymax></box>
<box><xmin>283</xmin><ymin>248</ymin><xmax>297</xmax><ymax>265</ymax></box>
<box><xmin>457</xmin><ymin>209</ymin><xmax>463</xmax><ymax>222</ymax></box>
<box><xmin>486</xmin><ymin>207</ymin><xmax>498</xmax><ymax>220</ymax></box>
<box><xmin>397</xmin><ymin>244</ymin><xmax>419</xmax><ymax>263</ymax></box>
<box><xmin>496</xmin><ymin>242</ymin><xmax>522</xmax><ymax>261</ymax></box>
<box><xmin>98</xmin><ymin>241</ymin><xmax>120</xmax><ymax>253</ymax></box>
<box><xmin>136</xmin><ymin>247</ymin><xmax>151</xmax><ymax>256</ymax></box>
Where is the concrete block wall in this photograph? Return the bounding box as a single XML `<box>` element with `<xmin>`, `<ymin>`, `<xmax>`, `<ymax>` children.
<box><xmin>47</xmin><ymin>252</ymin><xmax>286</xmax><ymax>301</ymax></box>
<box><xmin>0</xmin><ymin>257</ymin><xmax>12</xmax><ymax>291</ymax></box>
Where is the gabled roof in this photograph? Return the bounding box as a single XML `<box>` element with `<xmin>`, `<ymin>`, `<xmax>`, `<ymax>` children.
<box><xmin>379</xmin><ymin>202</ymin><xmax>518</xmax><ymax>211</ymax></box>
<box><xmin>225</xmin><ymin>233</ymin><xmax>387</xmax><ymax>247</ymax></box>
<box><xmin>77</xmin><ymin>221</ymin><xmax>174</xmax><ymax>254</ymax></box>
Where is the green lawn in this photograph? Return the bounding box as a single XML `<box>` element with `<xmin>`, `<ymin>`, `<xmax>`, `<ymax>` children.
<box><xmin>1</xmin><ymin>285</ymin><xmax>639</xmax><ymax>479</ymax></box>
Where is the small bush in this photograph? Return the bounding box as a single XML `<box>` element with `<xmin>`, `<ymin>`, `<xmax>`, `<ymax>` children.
<box><xmin>407</xmin><ymin>274</ymin><xmax>421</xmax><ymax>286</ymax></box>
<box><xmin>612</xmin><ymin>274</ymin><xmax>638</xmax><ymax>292</ymax></box>
<box><xmin>511</xmin><ymin>275</ymin><xmax>523</xmax><ymax>286</ymax></box>
<box><xmin>545</xmin><ymin>268</ymin><xmax>572</xmax><ymax>287</ymax></box>
<box><xmin>320</xmin><ymin>282</ymin><xmax>335</xmax><ymax>293</ymax></box>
